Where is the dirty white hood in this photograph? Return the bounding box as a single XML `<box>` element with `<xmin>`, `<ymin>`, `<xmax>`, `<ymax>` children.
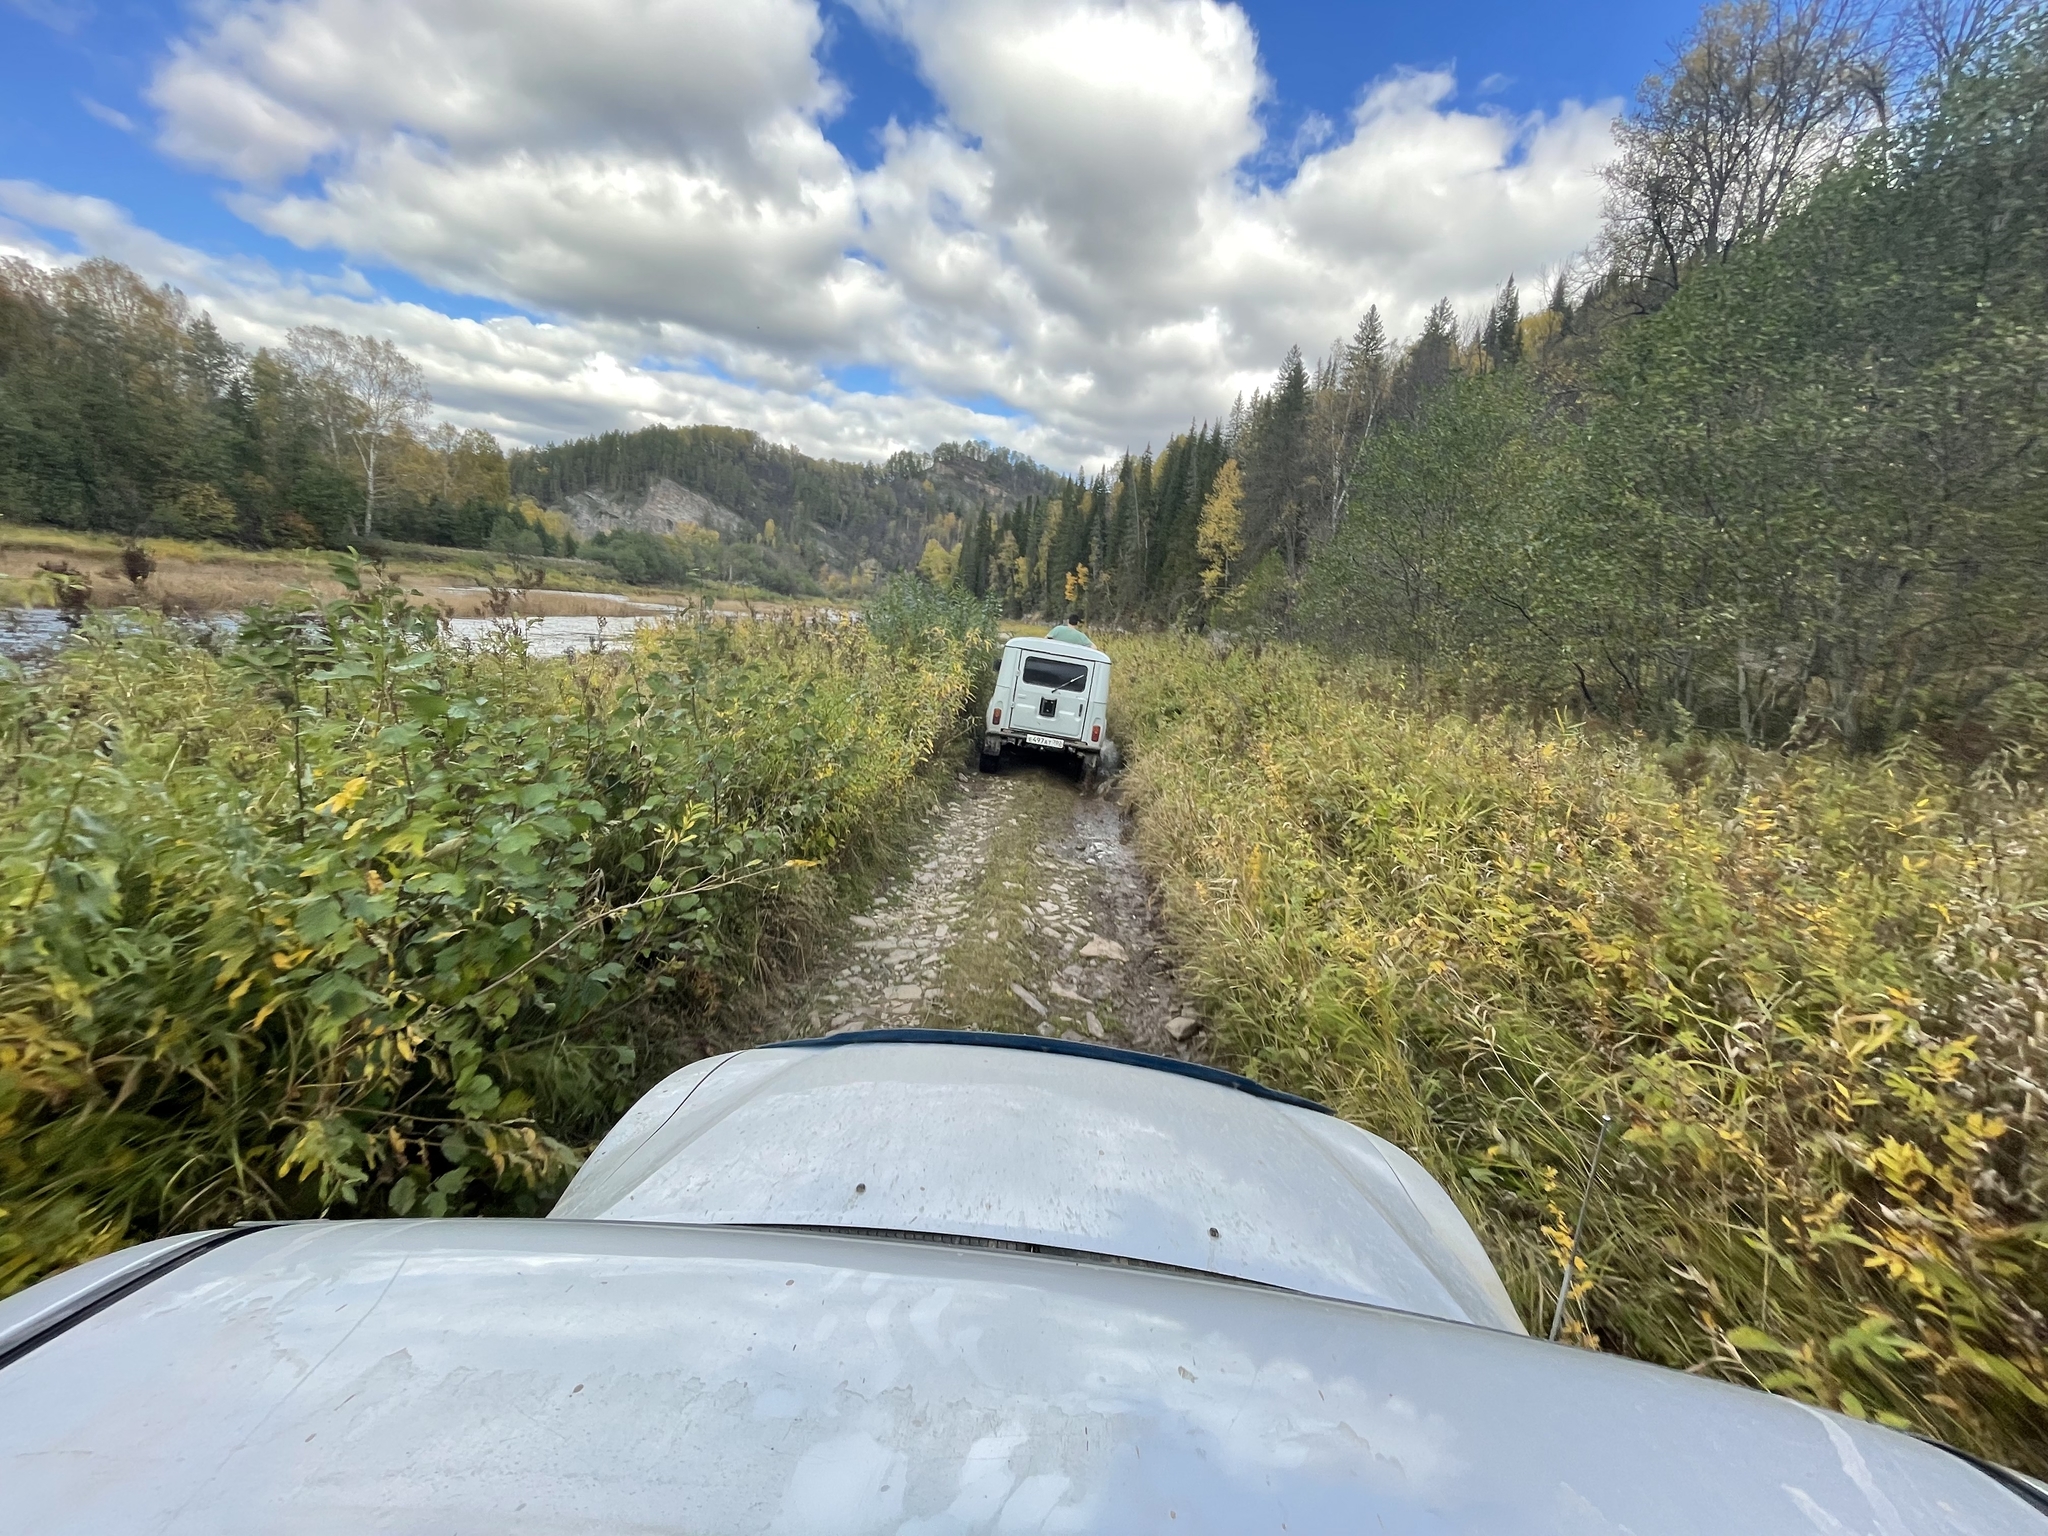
<box><xmin>550</xmin><ymin>1033</ymin><xmax>1518</xmax><ymax>1332</ymax></box>
<box><xmin>0</xmin><ymin>1217</ymin><xmax>2033</xmax><ymax>1534</ymax></box>
<box><xmin>4</xmin><ymin>1038</ymin><xmax>2040</xmax><ymax>1531</ymax></box>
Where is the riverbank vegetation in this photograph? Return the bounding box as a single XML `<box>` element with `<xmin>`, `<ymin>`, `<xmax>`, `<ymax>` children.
<box><xmin>0</xmin><ymin>266</ymin><xmax>515</xmax><ymax>549</ymax></box>
<box><xmin>0</xmin><ymin>524</ymin><xmax>825</xmax><ymax>622</ymax></box>
<box><xmin>0</xmin><ymin>565</ymin><xmax>994</xmax><ymax>1297</ymax></box>
<box><xmin>1115</xmin><ymin>634</ymin><xmax>2048</xmax><ymax>1472</ymax></box>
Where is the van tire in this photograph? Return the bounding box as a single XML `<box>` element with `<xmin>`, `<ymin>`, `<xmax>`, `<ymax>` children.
<box><xmin>978</xmin><ymin>748</ymin><xmax>1001</xmax><ymax>774</ymax></box>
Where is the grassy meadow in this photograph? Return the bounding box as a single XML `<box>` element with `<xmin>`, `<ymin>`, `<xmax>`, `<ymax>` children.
<box><xmin>0</xmin><ymin>563</ymin><xmax>991</xmax><ymax>1297</ymax></box>
<box><xmin>1112</xmin><ymin>634</ymin><xmax>2048</xmax><ymax>1472</ymax></box>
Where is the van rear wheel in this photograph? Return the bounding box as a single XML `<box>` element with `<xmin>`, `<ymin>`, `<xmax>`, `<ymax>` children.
<box><xmin>978</xmin><ymin>746</ymin><xmax>1002</xmax><ymax>773</ymax></box>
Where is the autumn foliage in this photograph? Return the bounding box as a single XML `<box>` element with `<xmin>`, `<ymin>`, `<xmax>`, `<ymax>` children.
<box><xmin>0</xmin><ymin>562</ymin><xmax>987</xmax><ymax>1296</ymax></box>
<box><xmin>1117</xmin><ymin>635</ymin><xmax>2048</xmax><ymax>1472</ymax></box>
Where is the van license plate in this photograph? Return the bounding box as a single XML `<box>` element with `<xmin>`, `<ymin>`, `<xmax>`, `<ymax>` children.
<box><xmin>1025</xmin><ymin>733</ymin><xmax>1065</xmax><ymax>749</ymax></box>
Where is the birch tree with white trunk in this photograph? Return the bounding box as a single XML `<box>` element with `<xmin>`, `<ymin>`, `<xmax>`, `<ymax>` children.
<box><xmin>1310</xmin><ymin>308</ymin><xmax>1390</xmax><ymax>543</ymax></box>
<box><xmin>284</xmin><ymin>326</ymin><xmax>431</xmax><ymax>537</ymax></box>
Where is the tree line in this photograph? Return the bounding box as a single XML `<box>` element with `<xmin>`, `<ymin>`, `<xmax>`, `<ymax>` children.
<box><xmin>992</xmin><ymin>0</ymin><xmax>2045</xmax><ymax>753</ymax></box>
<box><xmin>10</xmin><ymin>0</ymin><xmax>2038</xmax><ymax>679</ymax></box>
<box><xmin>0</xmin><ymin>259</ymin><xmax>517</xmax><ymax>550</ymax></box>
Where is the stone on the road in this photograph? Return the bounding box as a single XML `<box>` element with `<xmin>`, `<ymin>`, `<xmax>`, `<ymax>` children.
<box><xmin>1079</xmin><ymin>936</ymin><xmax>1128</xmax><ymax>962</ymax></box>
<box><xmin>885</xmin><ymin>984</ymin><xmax>922</xmax><ymax>1002</ymax></box>
<box><xmin>1166</xmin><ymin>1014</ymin><xmax>1202</xmax><ymax>1042</ymax></box>
<box><xmin>1009</xmin><ymin>982</ymin><xmax>1049</xmax><ymax>1016</ymax></box>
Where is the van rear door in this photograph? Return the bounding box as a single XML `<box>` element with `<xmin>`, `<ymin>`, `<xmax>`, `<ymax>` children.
<box><xmin>1015</xmin><ymin>653</ymin><xmax>1090</xmax><ymax>740</ymax></box>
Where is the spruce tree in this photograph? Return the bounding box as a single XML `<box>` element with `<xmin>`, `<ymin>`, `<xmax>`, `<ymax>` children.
<box><xmin>1244</xmin><ymin>346</ymin><xmax>1313</xmax><ymax>578</ymax></box>
<box><xmin>1483</xmin><ymin>277</ymin><xmax>1524</xmax><ymax>367</ymax></box>
<box><xmin>1391</xmin><ymin>298</ymin><xmax>1458</xmax><ymax>420</ymax></box>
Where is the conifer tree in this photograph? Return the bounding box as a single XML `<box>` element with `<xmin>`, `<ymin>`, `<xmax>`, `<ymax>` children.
<box><xmin>959</xmin><ymin>504</ymin><xmax>990</xmax><ymax>596</ymax></box>
<box><xmin>1309</xmin><ymin>307</ymin><xmax>1390</xmax><ymax>543</ymax></box>
<box><xmin>1482</xmin><ymin>277</ymin><xmax>1523</xmax><ymax>367</ymax></box>
<box><xmin>1243</xmin><ymin>346</ymin><xmax>1314</xmax><ymax>578</ymax></box>
<box><xmin>1390</xmin><ymin>299</ymin><xmax>1459</xmax><ymax>420</ymax></box>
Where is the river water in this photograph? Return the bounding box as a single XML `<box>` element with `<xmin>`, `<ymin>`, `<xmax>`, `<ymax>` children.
<box><xmin>0</xmin><ymin>607</ymin><xmax>246</xmax><ymax>664</ymax></box>
<box><xmin>0</xmin><ymin>608</ymin><xmax>72</xmax><ymax>660</ymax></box>
<box><xmin>441</xmin><ymin>613</ymin><xmax>672</xmax><ymax>656</ymax></box>
<box><xmin>0</xmin><ymin>605</ymin><xmax>844</xmax><ymax>665</ymax></box>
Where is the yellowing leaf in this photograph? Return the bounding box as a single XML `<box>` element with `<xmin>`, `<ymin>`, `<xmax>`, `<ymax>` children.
<box><xmin>313</xmin><ymin>776</ymin><xmax>372</xmax><ymax>816</ymax></box>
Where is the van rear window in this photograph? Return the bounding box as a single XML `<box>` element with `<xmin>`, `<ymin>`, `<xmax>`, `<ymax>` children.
<box><xmin>1021</xmin><ymin>657</ymin><xmax>1089</xmax><ymax>692</ymax></box>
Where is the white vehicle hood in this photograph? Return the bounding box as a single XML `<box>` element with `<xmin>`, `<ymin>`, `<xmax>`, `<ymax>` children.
<box><xmin>551</xmin><ymin>1033</ymin><xmax>1519</xmax><ymax>1331</ymax></box>
<box><xmin>0</xmin><ymin>1218</ymin><xmax>2034</xmax><ymax>1534</ymax></box>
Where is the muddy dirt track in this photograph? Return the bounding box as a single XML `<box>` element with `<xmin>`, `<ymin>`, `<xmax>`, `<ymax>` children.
<box><xmin>746</xmin><ymin>753</ymin><xmax>1202</xmax><ymax>1057</ymax></box>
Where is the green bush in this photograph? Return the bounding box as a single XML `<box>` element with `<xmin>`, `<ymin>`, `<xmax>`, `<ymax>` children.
<box><xmin>587</xmin><ymin>529</ymin><xmax>700</xmax><ymax>586</ymax></box>
<box><xmin>0</xmin><ymin>558</ymin><xmax>975</xmax><ymax>1294</ymax></box>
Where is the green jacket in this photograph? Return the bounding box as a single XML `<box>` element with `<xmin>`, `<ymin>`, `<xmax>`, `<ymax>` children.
<box><xmin>1045</xmin><ymin>623</ymin><xmax>1093</xmax><ymax>648</ymax></box>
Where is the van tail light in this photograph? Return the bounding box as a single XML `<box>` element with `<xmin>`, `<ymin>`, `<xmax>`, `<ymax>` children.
<box><xmin>993</xmin><ymin>707</ymin><xmax>1002</xmax><ymax>725</ymax></box>
<box><xmin>1091</xmin><ymin>724</ymin><xmax>1101</xmax><ymax>743</ymax></box>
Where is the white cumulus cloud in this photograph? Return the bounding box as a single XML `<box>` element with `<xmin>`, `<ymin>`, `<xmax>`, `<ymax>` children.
<box><xmin>30</xmin><ymin>0</ymin><xmax>1623</xmax><ymax>463</ymax></box>
<box><xmin>0</xmin><ymin>183</ymin><xmax>1035</xmax><ymax>461</ymax></box>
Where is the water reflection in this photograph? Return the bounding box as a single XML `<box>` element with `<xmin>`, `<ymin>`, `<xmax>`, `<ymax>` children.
<box><xmin>0</xmin><ymin>607</ymin><xmax>241</xmax><ymax>664</ymax></box>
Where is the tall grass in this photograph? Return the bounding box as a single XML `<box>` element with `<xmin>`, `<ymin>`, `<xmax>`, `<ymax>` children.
<box><xmin>1114</xmin><ymin>634</ymin><xmax>2048</xmax><ymax>1472</ymax></box>
<box><xmin>861</xmin><ymin>574</ymin><xmax>1001</xmax><ymax>674</ymax></box>
<box><xmin>1</xmin><ymin>560</ymin><xmax>980</xmax><ymax>1295</ymax></box>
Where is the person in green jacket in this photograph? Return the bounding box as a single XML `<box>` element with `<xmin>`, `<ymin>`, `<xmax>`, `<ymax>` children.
<box><xmin>1045</xmin><ymin>612</ymin><xmax>1093</xmax><ymax>647</ymax></box>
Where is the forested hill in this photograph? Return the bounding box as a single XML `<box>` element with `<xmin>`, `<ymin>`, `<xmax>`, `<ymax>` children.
<box><xmin>509</xmin><ymin>427</ymin><xmax>1069</xmax><ymax>576</ymax></box>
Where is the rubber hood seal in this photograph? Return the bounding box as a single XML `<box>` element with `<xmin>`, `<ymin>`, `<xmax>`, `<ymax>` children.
<box><xmin>763</xmin><ymin>1028</ymin><xmax>1332</xmax><ymax>1114</ymax></box>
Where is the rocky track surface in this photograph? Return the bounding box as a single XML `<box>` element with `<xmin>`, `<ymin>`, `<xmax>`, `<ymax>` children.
<box><xmin>759</xmin><ymin>757</ymin><xmax>1201</xmax><ymax>1055</ymax></box>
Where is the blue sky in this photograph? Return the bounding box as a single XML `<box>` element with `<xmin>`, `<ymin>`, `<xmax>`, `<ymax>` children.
<box><xmin>0</xmin><ymin>0</ymin><xmax>1702</xmax><ymax>459</ymax></box>
<box><xmin>818</xmin><ymin>1</ymin><xmax>1693</xmax><ymax>169</ymax></box>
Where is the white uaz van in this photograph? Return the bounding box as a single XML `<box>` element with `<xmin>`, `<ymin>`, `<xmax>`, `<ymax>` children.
<box><xmin>982</xmin><ymin>633</ymin><xmax>1110</xmax><ymax>771</ymax></box>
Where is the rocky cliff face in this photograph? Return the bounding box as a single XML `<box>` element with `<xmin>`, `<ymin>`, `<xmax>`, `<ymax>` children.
<box><xmin>560</xmin><ymin>478</ymin><xmax>747</xmax><ymax>539</ymax></box>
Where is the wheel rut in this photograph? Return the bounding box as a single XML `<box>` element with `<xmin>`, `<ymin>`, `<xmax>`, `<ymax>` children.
<box><xmin>759</xmin><ymin>757</ymin><xmax>1201</xmax><ymax>1056</ymax></box>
